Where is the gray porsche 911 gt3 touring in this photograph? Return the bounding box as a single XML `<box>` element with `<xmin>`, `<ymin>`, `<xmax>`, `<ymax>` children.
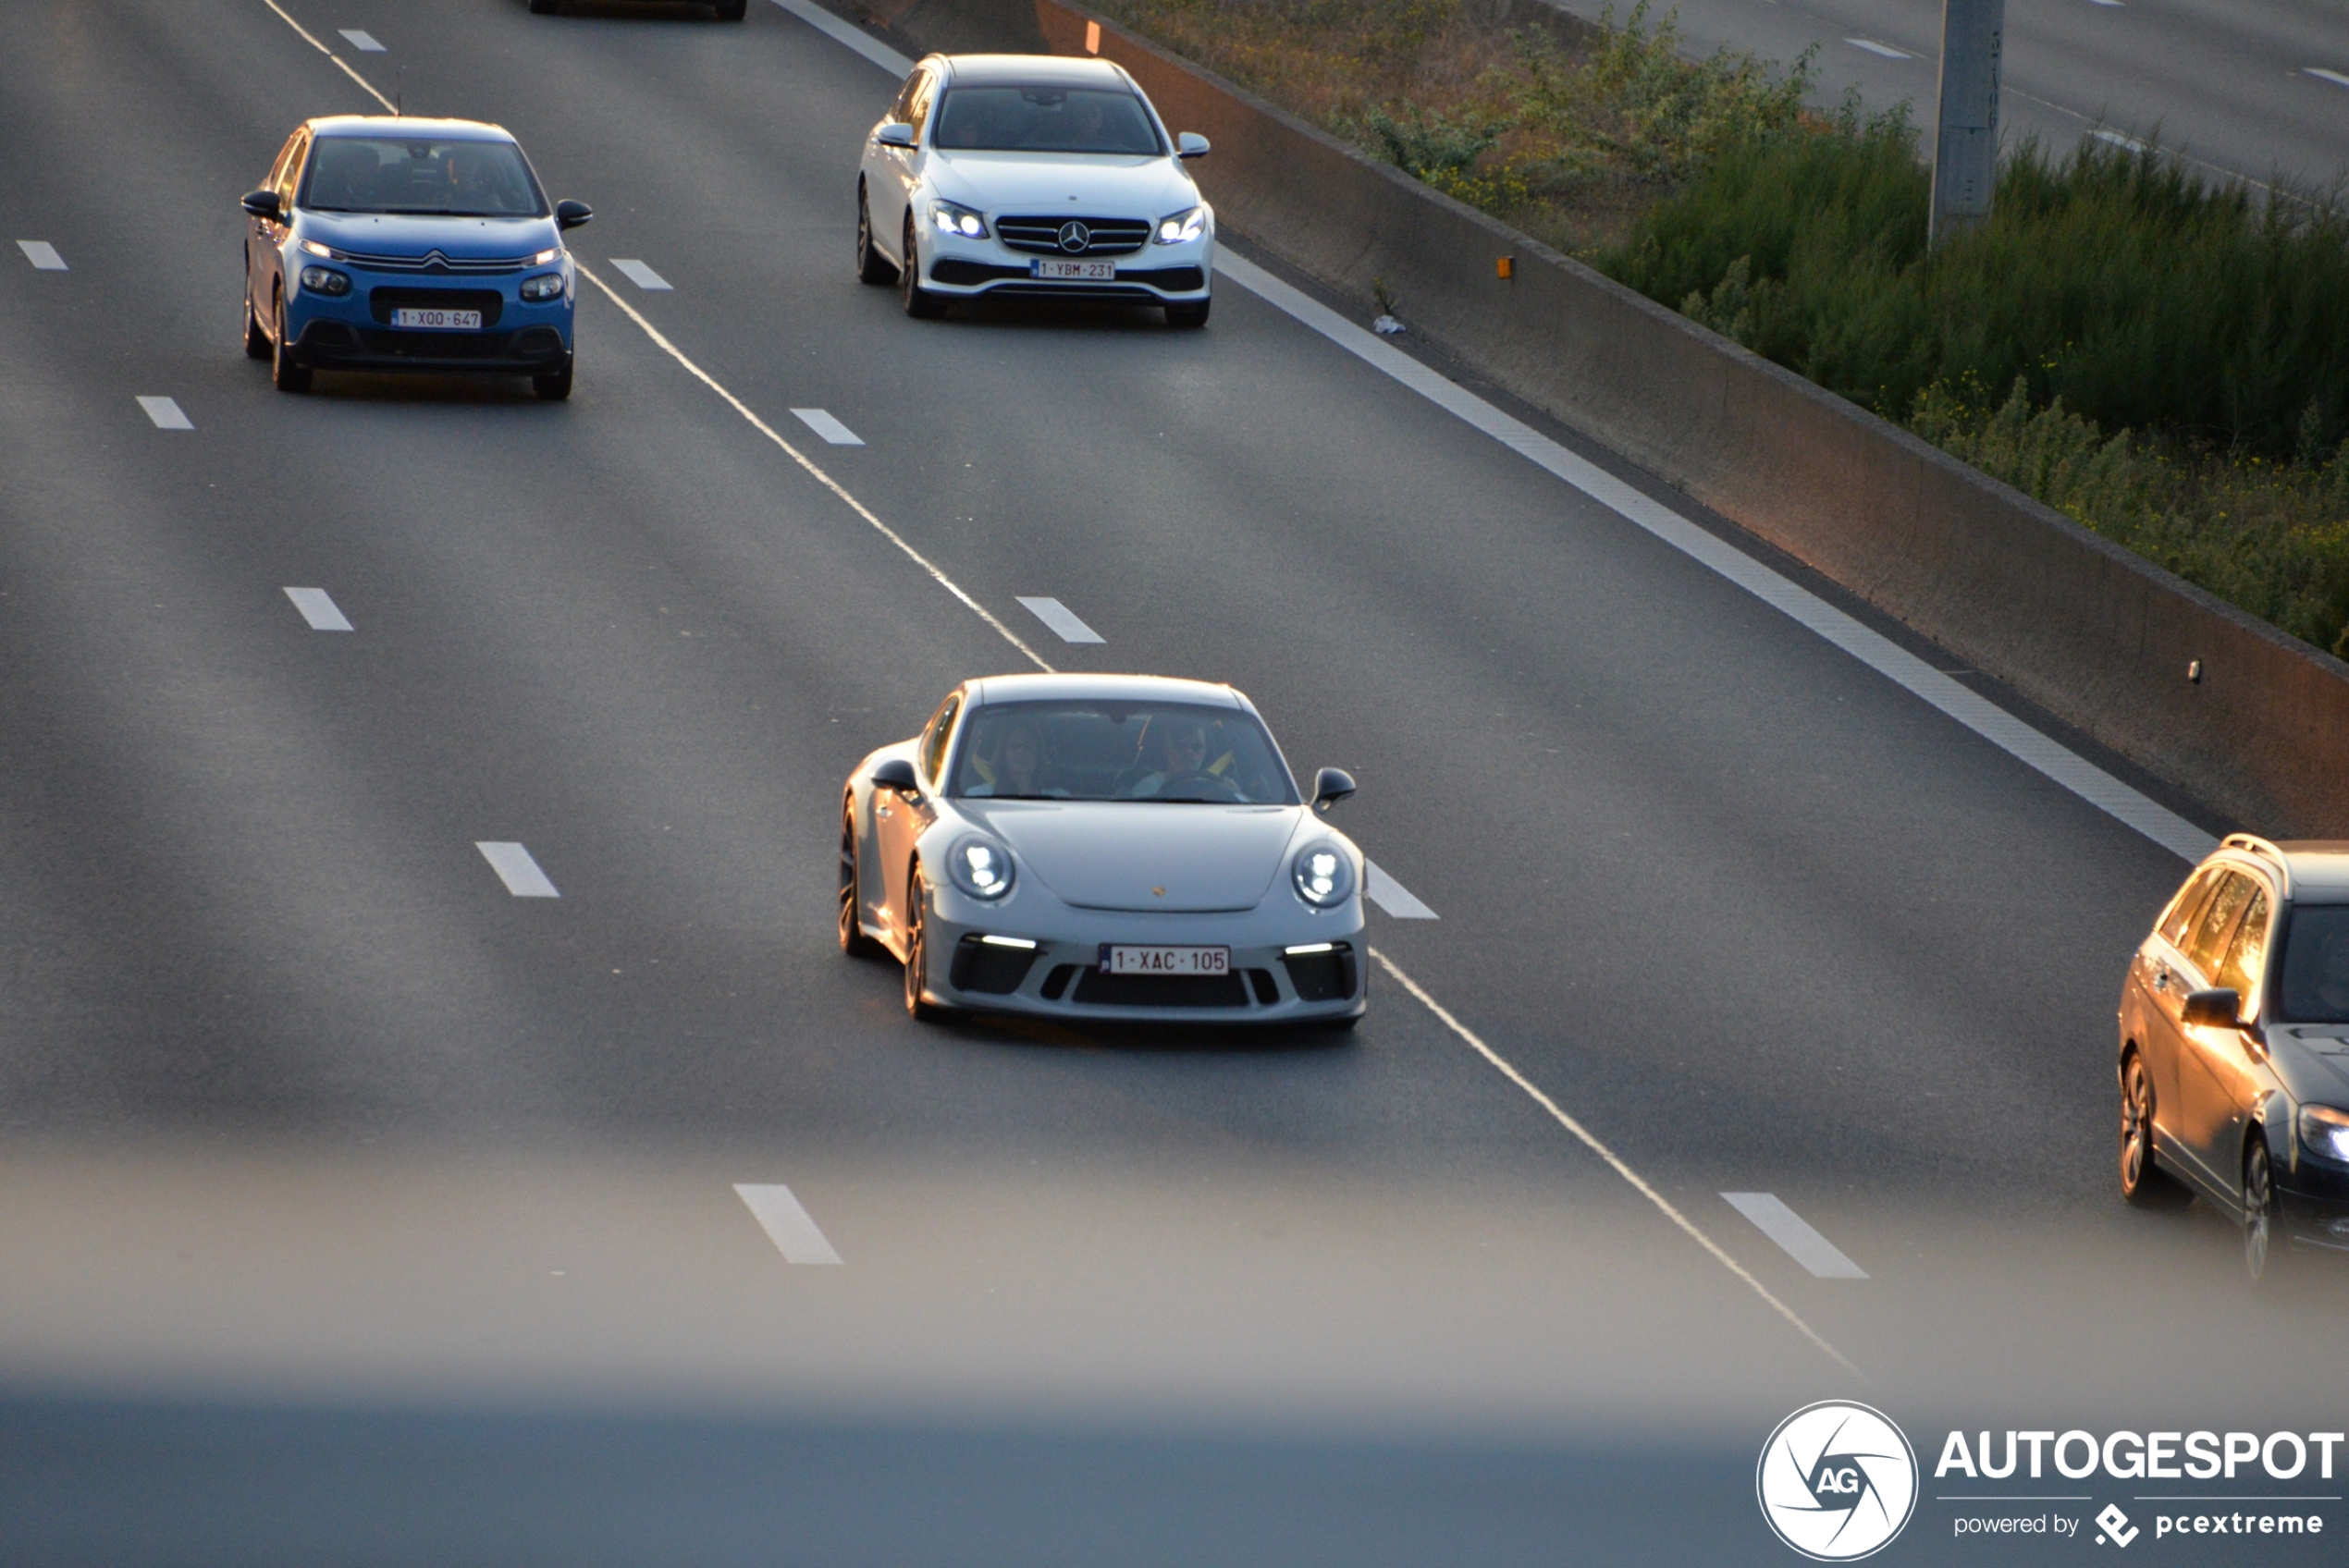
<box><xmin>840</xmin><ymin>674</ymin><xmax>1365</xmax><ymax>1026</ymax></box>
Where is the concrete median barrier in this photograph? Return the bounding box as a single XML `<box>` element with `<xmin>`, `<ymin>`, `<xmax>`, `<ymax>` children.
<box><xmin>834</xmin><ymin>0</ymin><xmax>2349</xmax><ymax>835</ymax></box>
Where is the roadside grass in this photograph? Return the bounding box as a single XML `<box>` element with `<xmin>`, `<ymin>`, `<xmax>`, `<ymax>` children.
<box><xmin>1080</xmin><ymin>0</ymin><xmax>2349</xmax><ymax>656</ymax></box>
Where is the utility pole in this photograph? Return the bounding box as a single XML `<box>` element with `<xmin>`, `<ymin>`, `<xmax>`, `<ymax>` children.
<box><xmin>1928</xmin><ymin>0</ymin><xmax>2004</xmax><ymax>246</ymax></box>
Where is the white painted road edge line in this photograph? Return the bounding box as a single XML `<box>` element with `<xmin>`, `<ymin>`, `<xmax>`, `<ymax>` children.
<box><xmin>573</xmin><ymin>263</ymin><xmax>1055</xmax><ymax>672</ymax></box>
<box><xmin>16</xmin><ymin>240</ymin><xmax>66</xmax><ymax>271</ymax></box>
<box><xmin>338</xmin><ymin>28</ymin><xmax>385</xmax><ymax>51</ymax></box>
<box><xmin>282</xmin><ymin>587</ymin><xmax>354</xmax><ymax>631</ymax></box>
<box><xmin>768</xmin><ymin>0</ymin><xmax>913</xmax><ymax>76</ymax></box>
<box><xmin>610</xmin><ymin>258</ymin><xmax>672</xmax><ymax>291</ymax></box>
<box><xmin>1370</xmin><ymin>948</ymin><xmax>1859</xmax><ymax>1374</ymax></box>
<box><xmin>1210</xmin><ymin>251</ymin><xmax>2215</xmax><ymax>864</ymax></box>
<box><xmin>1845</xmin><ymin>37</ymin><xmax>1916</xmax><ymax>58</ymax></box>
<box><xmin>475</xmin><ymin>841</ymin><xmax>560</xmax><ymax>899</ymax></box>
<box><xmin>136</xmin><ymin>397</ymin><xmax>191</xmax><ymax>430</ymax></box>
<box><xmin>734</xmin><ymin>1182</ymin><xmax>844</xmax><ymax>1265</ymax></box>
<box><xmin>1364</xmin><ymin>860</ymin><xmax>1438</xmax><ymax>919</ymax></box>
<box><xmin>791</xmin><ymin>408</ymin><xmax>866</xmax><ymax>446</ymax></box>
<box><xmin>1015</xmin><ymin>596</ymin><xmax>1104</xmax><ymax>644</ymax></box>
<box><xmin>2308</xmin><ymin>67</ymin><xmax>2349</xmax><ymax>90</ymax></box>
<box><xmin>1722</xmin><ymin>1192</ymin><xmax>1869</xmax><ymax>1279</ymax></box>
<box><xmin>2092</xmin><ymin>128</ymin><xmax>2149</xmax><ymax>152</ymax></box>
<box><xmin>256</xmin><ymin>0</ymin><xmax>399</xmax><ymax>113</ymax></box>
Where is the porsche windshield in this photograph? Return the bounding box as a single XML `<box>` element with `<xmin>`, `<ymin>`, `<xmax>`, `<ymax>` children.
<box><xmin>301</xmin><ymin>137</ymin><xmax>547</xmax><ymax>215</ymax></box>
<box><xmin>932</xmin><ymin>88</ymin><xmax>1162</xmax><ymax>155</ymax></box>
<box><xmin>952</xmin><ymin>701</ymin><xmax>1297</xmax><ymax>803</ymax></box>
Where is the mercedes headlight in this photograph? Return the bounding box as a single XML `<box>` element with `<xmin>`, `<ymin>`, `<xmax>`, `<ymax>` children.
<box><xmin>520</xmin><ymin>272</ymin><xmax>566</xmax><ymax>300</ymax></box>
<box><xmin>930</xmin><ymin>200</ymin><xmax>989</xmax><ymax>239</ymax></box>
<box><xmin>947</xmin><ymin>835</ymin><xmax>1015</xmax><ymax>900</ymax></box>
<box><xmin>1154</xmin><ymin>205</ymin><xmax>1205</xmax><ymax>245</ymax></box>
<box><xmin>2301</xmin><ymin>1105</ymin><xmax>2349</xmax><ymax>1164</ymax></box>
<box><xmin>1291</xmin><ymin>842</ymin><xmax>1353</xmax><ymax>908</ymax></box>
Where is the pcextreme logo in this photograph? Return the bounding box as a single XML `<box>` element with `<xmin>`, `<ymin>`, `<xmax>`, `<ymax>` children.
<box><xmin>1758</xmin><ymin>1401</ymin><xmax>1921</xmax><ymax>1561</ymax></box>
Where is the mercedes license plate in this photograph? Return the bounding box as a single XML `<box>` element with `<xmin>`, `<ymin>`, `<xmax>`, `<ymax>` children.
<box><xmin>1101</xmin><ymin>945</ymin><xmax>1230</xmax><ymax>975</ymax></box>
<box><xmin>1031</xmin><ymin>258</ymin><xmax>1115</xmax><ymax>282</ymax></box>
<box><xmin>389</xmin><ymin>307</ymin><xmax>483</xmax><ymax>330</ymax></box>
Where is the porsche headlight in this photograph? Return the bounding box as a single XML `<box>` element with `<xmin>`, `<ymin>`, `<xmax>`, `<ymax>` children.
<box><xmin>2300</xmin><ymin>1105</ymin><xmax>2349</xmax><ymax>1164</ymax></box>
<box><xmin>1154</xmin><ymin>205</ymin><xmax>1205</xmax><ymax>245</ymax></box>
<box><xmin>930</xmin><ymin>200</ymin><xmax>989</xmax><ymax>239</ymax></box>
<box><xmin>1291</xmin><ymin>842</ymin><xmax>1353</xmax><ymax>908</ymax></box>
<box><xmin>947</xmin><ymin>835</ymin><xmax>1015</xmax><ymax>900</ymax></box>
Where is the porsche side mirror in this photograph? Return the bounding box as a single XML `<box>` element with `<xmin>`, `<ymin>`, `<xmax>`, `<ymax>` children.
<box><xmin>1176</xmin><ymin>132</ymin><xmax>1210</xmax><ymax>159</ymax></box>
<box><xmin>1310</xmin><ymin>767</ymin><xmax>1356</xmax><ymax>814</ymax></box>
<box><xmin>241</xmin><ymin>190</ymin><xmax>280</xmax><ymax>219</ymax></box>
<box><xmin>555</xmin><ymin>200</ymin><xmax>593</xmax><ymax>231</ymax></box>
<box><xmin>875</xmin><ymin>122</ymin><xmax>916</xmax><ymax>149</ymax></box>
<box><xmin>2183</xmin><ymin>987</ymin><xmax>2243</xmax><ymax>1028</ymax></box>
<box><xmin>870</xmin><ymin>758</ymin><xmax>920</xmax><ymax>794</ymax></box>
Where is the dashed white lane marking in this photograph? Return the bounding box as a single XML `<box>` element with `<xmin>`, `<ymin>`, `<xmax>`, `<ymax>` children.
<box><xmin>2309</xmin><ymin>67</ymin><xmax>2349</xmax><ymax>90</ymax></box>
<box><xmin>734</xmin><ymin>1183</ymin><xmax>844</xmax><ymax>1265</ymax></box>
<box><xmin>136</xmin><ymin>397</ymin><xmax>191</xmax><ymax>430</ymax></box>
<box><xmin>1371</xmin><ymin>949</ymin><xmax>1856</xmax><ymax>1372</ymax></box>
<box><xmin>574</xmin><ymin>264</ymin><xmax>1054</xmax><ymax>671</ymax></box>
<box><xmin>475</xmin><ymin>841</ymin><xmax>560</xmax><ymax>898</ymax></box>
<box><xmin>1722</xmin><ymin>1193</ymin><xmax>1869</xmax><ymax>1279</ymax></box>
<box><xmin>282</xmin><ymin>587</ymin><xmax>353</xmax><ymax>631</ymax></box>
<box><xmin>2084</xmin><ymin>0</ymin><xmax>2122</xmax><ymax>7</ymax></box>
<box><xmin>767</xmin><ymin>0</ymin><xmax>912</xmax><ymax>77</ymax></box>
<box><xmin>1210</xmin><ymin>251</ymin><xmax>2214</xmax><ymax>864</ymax></box>
<box><xmin>257</xmin><ymin>0</ymin><xmax>399</xmax><ymax>113</ymax></box>
<box><xmin>1364</xmin><ymin>860</ymin><xmax>1438</xmax><ymax>919</ymax></box>
<box><xmin>790</xmin><ymin>408</ymin><xmax>865</xmax><ymax>446</ymax></box>
<box><xmin>1015</xmin><ymin>596</ymin><xmax>1104</xmax><ymax>644</ymax></box>
<box><xmin>610</xmin><ymin>259</ymin><xmax>671</xmax><ymax>291</ymax></box>
<box><xmin>16</xmin><ymin>240</ymin><xmax>66</xmax><ymax>270</ymax></box>
<box><xmin>338</xmin><ymin>28</ymin><xmax>385</xmax><ymax>50</ymax></box>
<box><xmin>1845</xmin><ymin>37</ymin><xmax>1915</xmax><ymax>58</ymax></box>
<box><xmin>2092</xmin><ymin>128</ymin><xmax>2149</xmax><ymax>151</ymax></box>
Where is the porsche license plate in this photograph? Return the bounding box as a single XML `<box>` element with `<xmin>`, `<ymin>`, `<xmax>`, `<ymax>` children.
<box><xmin>1101</xmin><ymin>945</ymin><xmax>1230</xmax><ymax>975</ymax></box>
<box><xmin>389</xmin><ymin>307</ymin><xmax>483</xmax><ymax>330</ymax></box>
<box><xmin>1031</xmin><ymin>258</ymin><xmax>1115</xmax><ymax>281</ymax></box>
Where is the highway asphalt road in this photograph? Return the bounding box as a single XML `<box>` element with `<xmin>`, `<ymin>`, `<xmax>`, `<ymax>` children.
<box><xmin>1</xmin><ymin>2</ymin><xmax>2344</xmax><ymax>1563</ymax></box>
<box><xmin>1541</xmin><ymin>0</ymin><xmax>2349</xmax><ymax>194</ymax></box>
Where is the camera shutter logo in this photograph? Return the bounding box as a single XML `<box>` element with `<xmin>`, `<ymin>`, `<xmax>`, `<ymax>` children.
<box><xmin>1757</xmin><ymin>1401</ymin><xmax>1918</xmax><ymax>1560</ymax></box>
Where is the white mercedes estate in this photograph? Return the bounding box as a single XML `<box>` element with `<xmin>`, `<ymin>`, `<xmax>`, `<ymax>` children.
<box><xmin>855</xmin><ymin>53</ymin><xmax>1215</xmax><ymax>325</ymax></box>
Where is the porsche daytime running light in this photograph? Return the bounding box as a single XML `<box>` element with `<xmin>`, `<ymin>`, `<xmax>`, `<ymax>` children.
<box><xmin>948</xmin><ymin>835</ymin><xmax>1015</xmax><ymax>900</ymax></box>
<box><xmin>298</xmin><ymin>239</ymin><xmax>337</xmax><ymax>259</ymax></box>
<box><xmin>298</xmin><ymin>265</ymin><xmax>351</xmax><ymax>295</ymax></box>
<box><xmin>1154</xmin><ymin>206</ymin><xmax>1205</xmax><ymax>245</ymax></box>
<box><xmin>2301</xmin><ymin>1104</ymin><xmax>2349</xmax><ymax>1164</ymax></box>
<box><xmin>520</xmin><ymin>272</ymin><xmax>566</xmax><ymax>300</ymax></box>
<box><xmin>1292</xmin><ymin>843</ymin><xmax>1352</xmax><ymax>908</ymax></box>
<box><xmin>931</xmin><ymin>200</ymin><xmax>989</xmax><ymax>239</ymax></box>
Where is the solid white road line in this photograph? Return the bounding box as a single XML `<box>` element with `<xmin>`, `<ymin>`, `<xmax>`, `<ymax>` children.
<box><xmin>573</xmin><ymin>263</ymin><xmax>1055</xmax><ymax>671</ymax></box>
<box><xmin>2092</xmin><ymin>128</ymin><xmax>2148</xmax><ymax>151</ymax></box>
<box><xmin>2309</xmin><ymin>67</ymin><xmax>2349</xmax><ymax>90</ymax></box>
<box><xmin>610</xmin><ymin>259</ymin><xmax>672</xmax><ymax>291</ymax></box>
<box><xmin>257</xmin><ymin>0</ymin><xmax>399</xmax><ymax>113</ymax></box>
<box><xmin>16</xmin><ymin>240</ymin><xmax>66</xmax><ymax>271</ymax></box>
<box><xmin>767</xmin><ymin>0</ymin><xmax>913</xmax><ymax>77</ymax></box>
<box><xmin>475</xmin><ymin>841</ymin><xmax>560</xmax><ymax>899</ymax></box>
<box><xmin>1721</xmin><ymin>1193</ymin><xmax>1869</xmax><ymax>1279</ymax></box>
<box><xmin>1364</xmin><ymin>860</ymin><xmax>1438</xmax><ymax>919</ymax></box>
<box><xmin>1371</xmin><ymin>949</ymin><xmax>1858</xmax><ymax>1373</ymax></box>
<box><xmin>136</xmin><ymin>397</ymin><xmax>191</xmax><ymax>430</ymax></box>
<box><xmin>1210</xmin><ymin>251</ymin><xmax>2215</xmax><ymax>865</ymax></box>
<box><xmin>790</xmin><ymin>408</ymin><xmax>865</xmax><ymax>446</ymax></box>
<box><xmin>1015</xmin><ymin>596</ymin><xmax>1104</xmax><ymax>644</ymax></box>
<box><xmin>734</xmin><ymin>1182</ymin><xmax>844</xmax><ymax>1265</ymax></box>
<box><xmin>282</xmin><ymin>587</ymin><xmax>354</xmax><ymax>631</ymax></box>
<box><xmin>338</xmin><ymin>28</ymin><xmax>385</xmax><ymax>50</ymax></box>
<box><xmin>1845</xmin><ymin>37</ymin><xmax>1915</xmax><ymax>58</ymax></box>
